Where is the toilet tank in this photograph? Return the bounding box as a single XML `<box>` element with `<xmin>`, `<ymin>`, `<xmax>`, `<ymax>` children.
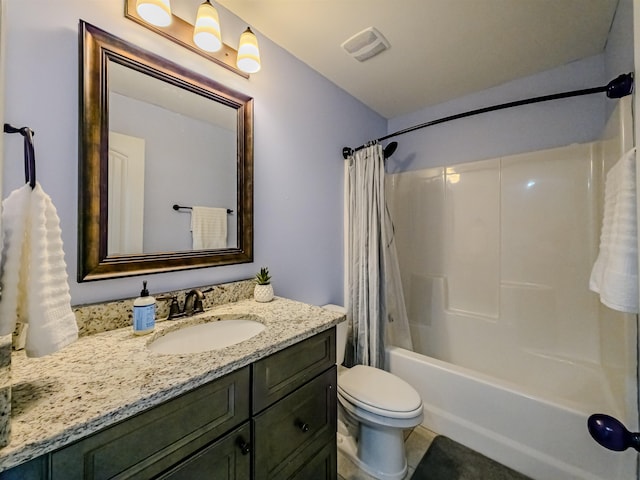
<box><xmin>322</xmin><ymin>304</ymin><xmax>347</xmax><ymax>365</ymax></box>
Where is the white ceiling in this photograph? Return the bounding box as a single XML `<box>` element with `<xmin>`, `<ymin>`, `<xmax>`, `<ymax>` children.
<box><xmin>215</xmin><ymin>0</ymin><xmax>619</xmax><ymax>119</ymax></box>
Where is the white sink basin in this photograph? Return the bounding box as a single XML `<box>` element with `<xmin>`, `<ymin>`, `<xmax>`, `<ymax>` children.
<box><xmin>148</xmin><ymin>319</ymin><xmax>265</xmax><ymax>354</ymax></box>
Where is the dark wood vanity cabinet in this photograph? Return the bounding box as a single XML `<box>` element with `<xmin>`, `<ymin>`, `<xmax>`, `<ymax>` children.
<box><xmin>50</xmin><ymin>367</ymin><xmax>251</xmax><ymax>480</ymax></box>
<box><xmin>253</xmin><ymin>368</ymin><xmax>336</xmax><ymax>479</ymax></box>
<box><xmin>253</xmin><ymin>328</ymin><xmax>337</xmax><ymax>480</ymax></box>
<box><xmin>157</xmin><ymin>423</ymin><xmax>251</xmax><ymax>480</ymax></box>
<box><xmin>0</xmin><ymin>328</ymin><xmax>337</xmax><ymax>480</ymax></box>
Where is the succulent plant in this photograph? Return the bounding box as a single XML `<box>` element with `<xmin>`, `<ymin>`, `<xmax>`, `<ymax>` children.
<box><xmin>255</xmin><ymin>267</ymin><xmax>271</xmax><ymax>285</ymax></box>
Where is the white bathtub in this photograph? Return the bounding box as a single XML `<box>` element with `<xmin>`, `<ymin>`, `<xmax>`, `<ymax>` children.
<box><xmin>386</xmin><ymin>346</ymin><xmax>637</xmax><ymax>480</ymax></box>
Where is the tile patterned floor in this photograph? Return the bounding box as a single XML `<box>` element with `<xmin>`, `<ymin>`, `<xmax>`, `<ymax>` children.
<box><xmin>338</xmin><ymin>426</ymin><xmax>437</xmax><ymax>480</ymax></box>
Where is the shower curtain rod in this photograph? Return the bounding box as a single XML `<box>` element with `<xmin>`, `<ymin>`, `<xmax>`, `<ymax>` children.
<box><xmin>342</xmin><ymin>72</ymin><xmax>634</xmax><ymax>159</ymax></box>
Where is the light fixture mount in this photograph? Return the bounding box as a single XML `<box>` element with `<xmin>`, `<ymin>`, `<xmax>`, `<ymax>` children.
<box><xmin>124</xmin><ymin>0</ymin><xmax>249</xmax><ymax>78</ymax></box>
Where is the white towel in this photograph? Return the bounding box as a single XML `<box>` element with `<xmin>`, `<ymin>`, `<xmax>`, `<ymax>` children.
<box><xmin>0</xmin><ymin>183</ymin><xmax>78</xmax><ymax>357</ymax></box>
<box><xmin>190</xmin><ymin>206</ymin><xmax>227</xmax><ymax>249</ymax></box>
<box><xmin>589</xmin><ymin>148</ymin><xmax>639</xmax><ymax>313</ymax></box>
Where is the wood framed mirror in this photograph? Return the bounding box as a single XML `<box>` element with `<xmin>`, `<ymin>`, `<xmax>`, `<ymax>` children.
<box><xmin>78</xmin><ymin>21</ymin><xmax>253</xmax><ymax>281</ymax></box>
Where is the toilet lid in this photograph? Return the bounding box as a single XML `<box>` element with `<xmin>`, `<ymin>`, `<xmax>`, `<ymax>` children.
<box><xmin>338</xmin><ymin>365</ymin><xmax>422</xmax><ymax>417</ymax></box>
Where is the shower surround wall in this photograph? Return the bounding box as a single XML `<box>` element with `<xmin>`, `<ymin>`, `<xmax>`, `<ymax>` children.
<box><xmin>386</xmin><ymin>99</ymin><xmax>637</xmax><ymax>479</ymax></box>
<box><xmin>390</xmin><ymin>142</ymin><xmax>631</xmax><ymax>411</ymax></box>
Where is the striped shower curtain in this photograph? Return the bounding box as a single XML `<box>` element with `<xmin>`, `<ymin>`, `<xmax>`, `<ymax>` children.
<box><xmin>346</xmin><ymin>143</ymin><xmax>412</xmax><ymax>368</ymax></box>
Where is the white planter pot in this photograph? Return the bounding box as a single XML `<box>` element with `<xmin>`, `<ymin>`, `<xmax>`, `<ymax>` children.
<box><xmin>254</xmin><ymin>284</ymin><xmax>274</xmax><ymax>302</ymax></box>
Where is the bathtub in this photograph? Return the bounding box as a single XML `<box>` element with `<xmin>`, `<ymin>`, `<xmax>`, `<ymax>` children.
<box><xmin>386</xmin><ymin>346</ymin><xmax>637</xmax><ymax>480</ymax></box>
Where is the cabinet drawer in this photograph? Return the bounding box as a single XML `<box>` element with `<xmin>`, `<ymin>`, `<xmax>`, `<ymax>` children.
<box><xmin>51</xmin><ymin>366</ymin><xmax>249</xmax><ymax>480</ymax></box>
<box><xmin>253</xmin><ymin>366</ymin><xmax>337</xmax><ymax>480</ymax></box>
<box><xmin>157</xmin><ymin>422</ymin><xmax>251</xmax><ymax>480</ymax></box>
<box><xmin>253</xmin><ymin>328</ymin><xmax>335</xmax><ymax>412</ymax></box>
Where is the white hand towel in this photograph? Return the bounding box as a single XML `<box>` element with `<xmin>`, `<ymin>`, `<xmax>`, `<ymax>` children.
<box><xmin>190</xmin><ymin>206</ymin><xmax>227</xmax><ymax>249</ymax></box>
<box><xmin>0</xmin><ymin>183</ymin><xmax>78</xmax><ymax>357</ymax></box>
<box><xmin>0</xmin><ymin>185</ymin><xmax>31</xmax><ymax>336</ymax></box>
<box><xmin>589</xmin><ymin>148</ymin><xmax>639</xmax><ymax>313</ymax></box>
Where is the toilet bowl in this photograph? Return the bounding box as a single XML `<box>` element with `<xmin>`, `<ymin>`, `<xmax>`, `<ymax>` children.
<box><xmin>322</xmin><ymin>305</ymin><xmax>423</xmax><ymax>480</ymax></box>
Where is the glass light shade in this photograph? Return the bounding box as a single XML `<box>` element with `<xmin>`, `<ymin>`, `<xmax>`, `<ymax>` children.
<box><xmin>193</xmin><ymin>1</ymin><xmax>222</xmax><ymax>52</ymax></box>
<box><xmin>237</xmin><ymin>27</ymin><xmax>261</xmax><ymax>73</ymax></box>
<box><xmin>136</xmin><ymin>0</ymin><xmax>172</xmax><ymax>27</ymax></box>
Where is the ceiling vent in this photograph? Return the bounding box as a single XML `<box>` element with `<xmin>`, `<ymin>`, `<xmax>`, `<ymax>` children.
<box><xmin>341</xmin><ymin>27</ymin><xmax>390</xmax><ymax>62</ymax></box>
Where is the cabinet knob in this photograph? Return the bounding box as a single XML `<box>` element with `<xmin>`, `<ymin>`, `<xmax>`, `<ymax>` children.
<box><xmin>237</xmin><ymin>437</ymin><xmax>251</xmax><ymax>455</ymax></box>
<box><xmin>295</xmin><ymin>419</ymin><xmax>310</xmax><ymax>432</ymax></box>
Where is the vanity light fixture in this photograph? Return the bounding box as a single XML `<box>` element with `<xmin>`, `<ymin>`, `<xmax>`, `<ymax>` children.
<box><xmin>193</xmin><ymin>0</ymin><xmax>222</xmax><ymax>52</ymax></box>
<box><xmin>126</xmin><ymin>0</ymin><xmax>260</xmax><ymax>77</ymax></box>
<box><xmin>237</xmin><ymin>27</ymin><xmax>261</xmax><ymax>73</ymax></box>
<box><xmin>135</xmin><ymin>0</ymin><xmax>172</xmax><ymax>27</ymax></box>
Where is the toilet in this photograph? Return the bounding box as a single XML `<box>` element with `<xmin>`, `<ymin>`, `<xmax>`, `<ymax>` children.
<box><xmin>322</xmin><ymin>305</ymin><xmax>423</xmax><ymax>480</ymax></box>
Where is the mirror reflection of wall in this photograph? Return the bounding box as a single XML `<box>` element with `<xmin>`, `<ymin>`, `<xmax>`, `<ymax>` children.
<box><xmin>108</xmin><ymin>60</ymin><xmax>238</xmax><ymax>255</ymax></box>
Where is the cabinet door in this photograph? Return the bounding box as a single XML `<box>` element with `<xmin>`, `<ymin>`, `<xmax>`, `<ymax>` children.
<box><xmin>0</xmin><ymin>455</ymin><xmax>50</xmax><ymax>480</ymax></box>
<box><xmin>253</xmin><ymin>367</ymin><xmax>336</xmax><ymax>480</ymax></box>
<box><xmin>51</xmin><ymin>367</ymin><xmax>249</xmax><ymax>480</ymax></box>
<box><xmin>157</xmin><ymin>423</ymin><xmax>251</xmax><ymax>480</ymax></box>
<box><xmin>287</xmin><ymin>442</ymin><xmax>336</xmax><ymax>480</ymax></box>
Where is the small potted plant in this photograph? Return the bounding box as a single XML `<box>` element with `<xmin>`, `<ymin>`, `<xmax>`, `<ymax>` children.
<box><xmin>254</xmin><ymin>267</ymin><xmax>274</xmax><ymax>302</ymax></box>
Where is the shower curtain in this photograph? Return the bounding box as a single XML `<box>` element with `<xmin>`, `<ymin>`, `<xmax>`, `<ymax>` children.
<box><xmin>346</xmin><ymin>143</ymin><xmax>412</xmax><ymax>368</ymax></box>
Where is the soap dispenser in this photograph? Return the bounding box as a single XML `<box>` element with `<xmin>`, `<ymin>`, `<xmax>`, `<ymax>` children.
<box><xmin>133</xmin><ymin>281</ymin><xmax>156</xmax><ymax>335</ymax></box>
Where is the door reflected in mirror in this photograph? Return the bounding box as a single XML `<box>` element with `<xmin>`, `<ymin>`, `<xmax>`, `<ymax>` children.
<box><xmin>79</xmin><ymin>21</ymin><xmax>253</xmax><ymax>281</ymax></box>
<box><xmin>107</xmin><ymin>131</ymin><xmax>145</xmax><ymax>254</ymax></box>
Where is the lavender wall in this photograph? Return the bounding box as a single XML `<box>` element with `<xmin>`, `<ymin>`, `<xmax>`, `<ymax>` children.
<box><xmin>2</xmin><ymin>0</ymin><xmax>385</xmax><ymax>306</ymax></box>
<box><xmin>2</xmin><ymin>1</ymin><xmax>633</xmax><ymax>307</ymax></box>
<box><xmin>385</xmin><ymin>54</ymin><xmax>609</xmax><ymax>174</ymax></box>
<box><xmin>386</xmin><ymin>0</ymin><xmax>635</xmax><ymax>175</ymax></box>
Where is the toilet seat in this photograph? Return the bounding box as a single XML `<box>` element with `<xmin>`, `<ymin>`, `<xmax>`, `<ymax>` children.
<box><xmin>338</xmin><ymin>365</ymin><xmax>423</xmax><ymax>419</ymax></box>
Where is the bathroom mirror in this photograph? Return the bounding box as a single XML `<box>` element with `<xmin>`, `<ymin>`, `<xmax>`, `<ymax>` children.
<box><xmin>78</xmin><ymin>21</ymin><xmax>253</xmax><ymax>281</ymax></box>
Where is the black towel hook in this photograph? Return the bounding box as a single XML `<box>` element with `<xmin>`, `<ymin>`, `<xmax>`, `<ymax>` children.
<box><xmin>4</xmin><ymin>123</ymin><xmax>36</xmax><ymax>189</ymax></box>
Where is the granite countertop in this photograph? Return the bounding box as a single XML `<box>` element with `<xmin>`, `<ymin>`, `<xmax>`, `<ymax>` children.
<box><xmin>0</xmin><ymin>297</ymin><xmax>345</xmax><ymax>472</ymax></box>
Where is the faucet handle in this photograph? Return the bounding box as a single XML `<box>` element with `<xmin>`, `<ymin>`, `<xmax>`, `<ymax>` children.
<box><xmin>168</xmin><ymin>296</ymin><xmax>181</xmax><ymax>318</ymax></box>
<box><xmin>157</xmin><ymin>294</ymin><xmax>181</xmax><ymax>319</ymax></box>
